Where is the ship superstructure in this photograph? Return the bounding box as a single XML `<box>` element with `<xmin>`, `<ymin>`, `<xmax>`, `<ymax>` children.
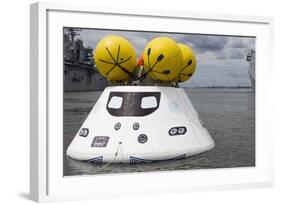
<box><xmin>246</xmin><ymin>49</ymin><xmax>255</xmax><ymax>90</ymax></box>
<box><xmin>64</xmin><ymin>28</ymin><xmax>108</xmax><ymax>91</ymax></box>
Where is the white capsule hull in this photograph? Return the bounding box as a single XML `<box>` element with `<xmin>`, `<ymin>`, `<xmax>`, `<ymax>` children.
<box><xmin>66</xmin><ymin>86</ymin><xmax>215</xmax><ymax>164</ymax></box>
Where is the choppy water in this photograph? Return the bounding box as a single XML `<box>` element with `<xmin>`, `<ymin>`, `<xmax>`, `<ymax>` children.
<box><xmin>63</xmin><ymin>88</ymin><xmax>255</xmax><ymax>176</ymax></box>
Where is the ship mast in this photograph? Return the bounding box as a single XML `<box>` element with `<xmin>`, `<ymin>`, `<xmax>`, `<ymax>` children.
<box><xmin>65</xmin><ymin>28</ymin><xmax>82</xmax><ymax>62</ymax></box>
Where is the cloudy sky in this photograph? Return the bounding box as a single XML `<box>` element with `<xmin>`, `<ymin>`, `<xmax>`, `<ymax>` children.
<box><xmin>67</xmin><ymin>28</ymin><xmax>255</xmax><ymax>87</ymax></box>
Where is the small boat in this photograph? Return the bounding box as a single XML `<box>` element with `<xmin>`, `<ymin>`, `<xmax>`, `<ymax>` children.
<box><xmin>66</xmin><ymin>86</ymin><xmax>215</xmax><ymax>164</ymax></box>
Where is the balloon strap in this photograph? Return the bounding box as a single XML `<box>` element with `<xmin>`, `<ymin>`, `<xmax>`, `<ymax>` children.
<box><xmin>98</xmin><ymin>46</ymin><xmax>139</xmax><ymax>80</ymax></box>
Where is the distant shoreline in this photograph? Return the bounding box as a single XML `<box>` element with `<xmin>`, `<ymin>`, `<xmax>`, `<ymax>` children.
<box><xmin>64</xmin><ymin>86</ymin><xmax>253</xmax><ymax>92</ymax></box>
<box><xmin>183</xmin><ymin>86</ymin><xmax>252</xmax><ymax>89</ymax></box>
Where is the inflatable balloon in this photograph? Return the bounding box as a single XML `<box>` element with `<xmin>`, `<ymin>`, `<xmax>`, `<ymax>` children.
<box><xmin>142</xmin><ymin>37</ymin><xmax>183</xmax><ymax>81</ymax></box>
<box><xmin>94</xmin><ymin>35</ymin><xmax>137</xmax><ymax>81</ymax></box>
<box><xmin>175</xmin><ymin>43</ymin><xmax>196</xmax><ymax>82</ymax></box>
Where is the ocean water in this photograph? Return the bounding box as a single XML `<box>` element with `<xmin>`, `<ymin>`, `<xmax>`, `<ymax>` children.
<box><xmin>63</xmin><ymin>88</ymin><xmax>255</xmax><ymax>176</ymax></box>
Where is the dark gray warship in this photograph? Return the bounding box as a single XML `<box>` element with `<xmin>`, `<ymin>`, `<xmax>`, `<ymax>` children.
<box><xmin>64</xmin><ymin>28</ymin><xmax>107</xmax><ymax>91</ymax></box>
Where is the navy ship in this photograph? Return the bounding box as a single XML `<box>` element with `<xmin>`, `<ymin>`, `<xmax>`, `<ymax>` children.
<box><xmin>64</xmin><ymin>28</ymin><xmax>108</xmax><ymax>91</ymax></box>
<box><xmin>246</xmin><ymin>49</ymin><xmax>255</xmax><ymax>90</ymax></box>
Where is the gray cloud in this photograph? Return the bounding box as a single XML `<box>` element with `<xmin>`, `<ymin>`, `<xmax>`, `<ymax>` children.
<box><xmin>227</xmin><ymin>38</ymin><xmax>254</xmax><ymax>49</ymax></box>
<box><xmin>184</xmin><ymin>36</ymin><xmax>228</xmax><ymax>53</ymax></box>
<box><xmin>229</xmin><ymin>49</ymin><xmax>244</xmax><ymax>59</ymax></box>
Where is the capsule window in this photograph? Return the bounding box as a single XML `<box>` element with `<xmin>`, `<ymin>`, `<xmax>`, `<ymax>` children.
<box><xmin>106</xmin><ymin>92</ymin><xmax>161</xmax><ymax>117</ymax></box>
<box><xmin>141</xmin><ymin>96</ymin><xmax>157</xmax><ymax>109</ymax></box>
<box><xmin>108</xmin><ymin>96</ymin><xmax>123</xmax><ymax>109</ymax></box>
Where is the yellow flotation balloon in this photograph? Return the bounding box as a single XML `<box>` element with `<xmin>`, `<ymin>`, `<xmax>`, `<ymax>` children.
<box><xmin>175</xmin><ymin>43</ymin><xmax>196</xmax><ymax>82</ymax></box>
<box><xmin>142</xmin><ymin>37</ymin><xmax>183</xmax><ymax>81</ymax></box>
<box><xmin>94</xmin><ymin>35</ymin><xmax>137</xmax><ymax>81</ymax></box>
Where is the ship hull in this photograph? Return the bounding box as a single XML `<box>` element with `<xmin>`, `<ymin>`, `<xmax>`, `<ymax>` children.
<box><xmin>64</xmin><ymin>63</ymin><xmax>108</xmax><ymax>91</ymax></box>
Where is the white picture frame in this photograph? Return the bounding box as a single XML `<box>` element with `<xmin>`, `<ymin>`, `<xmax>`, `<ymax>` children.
<box><xmin>30</xmin><ymin>2</ymin><xmax>274</xmax><ymax>202</ymax></box>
